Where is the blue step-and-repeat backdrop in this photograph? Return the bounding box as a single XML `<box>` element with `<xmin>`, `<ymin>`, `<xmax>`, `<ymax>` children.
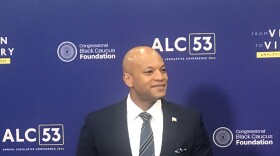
<box><xmin>1</xmin><ymin>0</ymin><xmax>279</xmax><ymax>155</ymax></box>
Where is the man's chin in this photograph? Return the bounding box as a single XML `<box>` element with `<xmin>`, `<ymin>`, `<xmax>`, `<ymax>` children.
<box><xmin>153</xmin><ymin>92</ymin><xmax>166</xmax><ymax>100</ymax></box>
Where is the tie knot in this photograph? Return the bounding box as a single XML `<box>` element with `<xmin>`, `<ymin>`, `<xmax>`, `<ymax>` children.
<box><xmin>139</xmin><ymin>112</ymin><xmax>152</xmax><ymax>122</ymax></box>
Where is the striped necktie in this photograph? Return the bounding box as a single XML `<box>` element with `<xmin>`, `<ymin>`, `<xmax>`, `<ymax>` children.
<box><xmin>139</xmin><ymin>112</ymin><xmax>155</xmax><ymax>156</ymax></box>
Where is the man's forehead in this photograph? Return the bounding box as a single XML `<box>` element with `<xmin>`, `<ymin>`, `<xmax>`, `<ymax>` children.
<box><xmin>140</xmin><ymin>62</ymin><xmax>166</xmax><ymax>69</ymax></box>
<box><xmin>123</xmin><ymin>46</ymin><xmax>165</xmax><ymax>73</ymax></box>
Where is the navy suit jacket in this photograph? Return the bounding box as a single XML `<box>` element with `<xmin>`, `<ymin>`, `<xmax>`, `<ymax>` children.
<box><xmin>76</xmin><ymin>99</ymin><xmax>212</xmax><ymax>156</ymax></box>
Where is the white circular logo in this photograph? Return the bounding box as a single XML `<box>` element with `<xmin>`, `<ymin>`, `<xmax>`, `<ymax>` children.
<box><xmin>213</xmin><ymin>127</ymin><xmax>233</xmax><ymax>148</ymax></box>
<box><xmin>57</xmin><ymin>41</ymin><xmax>77</xmax><ymax>62</ymax></box>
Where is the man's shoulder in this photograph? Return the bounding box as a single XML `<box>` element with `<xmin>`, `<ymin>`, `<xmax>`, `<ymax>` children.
<box><xmin>85</xmin><ymin>99</ymin><xmax>126</xmax><ymax>121</ymax></box>
<box><xmin>162</xmin><ymin>99</ymin><xmax>201</xmax><ymax>118</ymax></box>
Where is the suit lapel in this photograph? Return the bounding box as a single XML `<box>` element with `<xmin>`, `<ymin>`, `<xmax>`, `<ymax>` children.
<box><xmin>160</xmin><ymin>100</ymin><xmax>180</xmax><ymax>156</ymax></box>
<box><xmin>108</xmin><ymin>99</ymin><xmax>180</xmax><ymax>156</ymax></box>
<box><xmin>110</xmin><ymin>100</ymin><xmax>132</xmax><ymax>156</ymax></box>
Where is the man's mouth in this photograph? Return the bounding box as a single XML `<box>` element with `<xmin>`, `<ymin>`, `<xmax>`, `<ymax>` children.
<box><xmin>151</xmin><ymin>84</ymin><xmax>166</xmax><ymax>88</ymax></box>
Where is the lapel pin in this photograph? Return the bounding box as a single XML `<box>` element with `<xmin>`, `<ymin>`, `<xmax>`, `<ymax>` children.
<box><xmin>172</xmin><ymin>117</ymin><xmax>177</xmax><ymax>122</ymax></box>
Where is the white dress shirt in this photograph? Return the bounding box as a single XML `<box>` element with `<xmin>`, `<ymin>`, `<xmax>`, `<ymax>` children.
<box><xmin>127</xmin><ymin>94</ymin><xmax>163</xmax><ymax>156</ymax></box>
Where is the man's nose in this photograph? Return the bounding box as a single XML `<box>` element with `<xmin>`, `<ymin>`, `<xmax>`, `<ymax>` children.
<box><xmin>154</xmin><ymin>70</ymin><xmax>164</xmax><ymax>80</ymax></box>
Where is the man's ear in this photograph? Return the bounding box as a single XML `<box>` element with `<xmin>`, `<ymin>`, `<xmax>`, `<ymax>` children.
<box><xmin>123</xmin><ymin>73</ymin><xmax>133</xmax><ymax>88</ymax></box>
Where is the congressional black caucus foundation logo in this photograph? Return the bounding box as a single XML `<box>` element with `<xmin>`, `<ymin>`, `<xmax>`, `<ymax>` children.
<box><xmin>213</xmin><ymin>127</ymin><xmax>274</xmax><ymax>148</ymax></box>
<box><xmin>57</xmin><ymin>41</ymin><xmax>116</xmax><ymax>62</ymax></box>
<box><xmin>57</xmin><ymin>41</ymin><xmax>77</xmax><ymax>62</ymax></box>
<box><xmin>213</xmin><ymin>127</ymin><xmax>233</xmax><ymax>148</ymax></box>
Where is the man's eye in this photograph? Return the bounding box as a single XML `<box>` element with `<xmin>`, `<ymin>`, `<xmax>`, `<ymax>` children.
<box><xmin>144</xmin><ymin>71</ymin><xmax>153</xmax><ymax>74</ymax></box>
<box><xmin>161</xmin><ymin>68</ymin><xmax>166</xmax><ymax>72</ymax></box>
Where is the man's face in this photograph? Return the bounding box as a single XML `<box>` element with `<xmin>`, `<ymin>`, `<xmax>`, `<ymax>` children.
<box><xmin>130</xmin><ymin>53</ymin><xmax>168</xmax><ymax>102</ymax></box>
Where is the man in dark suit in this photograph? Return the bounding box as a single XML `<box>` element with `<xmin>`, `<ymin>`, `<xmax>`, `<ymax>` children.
<box><xmin>76</xmin><ymin>46</ymin><xmax>212</xmax><ymax>156</ymax></box>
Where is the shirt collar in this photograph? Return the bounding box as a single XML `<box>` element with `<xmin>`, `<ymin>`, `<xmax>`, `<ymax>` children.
<box><xmin>127</xmin><ymin>94</ymin><xmax>162</xmax><ymax>122</ymax></box>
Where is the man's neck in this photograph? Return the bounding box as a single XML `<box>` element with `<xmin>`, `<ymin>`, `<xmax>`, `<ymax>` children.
<box><xmin>129</xmin><ymin>95</ymin><xmax>157</xmax><ymax>111</ymax></box>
